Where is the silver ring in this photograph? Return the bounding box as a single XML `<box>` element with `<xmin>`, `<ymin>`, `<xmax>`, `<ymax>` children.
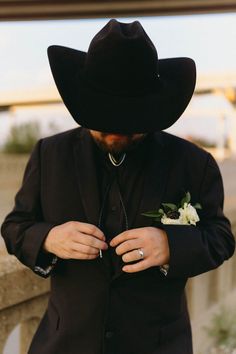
<box><xmin>138</xmin><ymin>249</ymin><xmax>144</xmax><ymax>259</ymax></box>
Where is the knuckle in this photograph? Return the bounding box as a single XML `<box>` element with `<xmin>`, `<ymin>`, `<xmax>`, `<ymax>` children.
<box><xmin>71</xmin><ymin>230</ymin><xmax>79</xmax><ymax>240</ymax></box>
<box><xmin>87</xmin><ymin>246</ymin><xmax>94</xmax><ymax>254</ymax></box>
<box><xmin>115</xmin><ymin>246</ymin><xmax>122</xmax><ymax>255</ymax></box>
<box><xmin>89</xmin><ymin>225</ymin><xmax>97</xmax><ymax>234</ymax></box>
<box><xmin>74</xmin><ymin>252</ymin><xmax>83</xmax><ymax>259</ymax></box>
<box><xmin>68</xmin><ymin>221</ymin><xmax>79</xmax><ymax>230</ymax></box>
<box><xmin>122</xmin><ymin>253</ymin><xmax>130</xmax><ymax>262</ymax></box>
<box><xmin>89</xmin><ymin>237</ymin><xmax>96</xmax><ymax>247</ymax></box>
<box><xmin>125</xmin><ymin>230</ymin><xmax>131</xmax><ymax>237</ymax></box>
<box><xmin>63</xmin><ymin>252</ymin><xmax>71</xmax><ymax>259</ymax></box>
<box><xmin>79</xmin><ymin>233</ymin><xmax>86</xmax><ymax>243</ymax></box>
<box><xmin>68</xmin><ymin>221</ymin><xmax>75</xmax><ymax>227</ymax></box>
<box><xmin>95</xmin><ymin>240</ymin><xmax>103</xmax><ymax>249</ymax></box>
<box><xmin>69</xmin><ymin>244</ymin><xmax>76</xmax><ymax>252</ymax></box>
<box><xmin>126</xmin><ymin>240</ymin><xmax>132</xmax><ymax>249</ymax></box>
<box><xmin>94</xmin><ymin>248</ymin><xmax>100</xmax><ymax>255</ymax></box>
<box><xmin>66</xmin><ymin>232</ymin><xmax>73</xmax><ymax>241</ymax></box>
<box><xmin>66</xmin><ymin>244</ymin><xmax>72</xmax><ymax>252</ymax></box>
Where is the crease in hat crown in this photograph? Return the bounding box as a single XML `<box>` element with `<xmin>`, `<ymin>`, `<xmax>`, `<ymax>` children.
<box><xmin>84</xmin><ymin>19</ymin><xmax>160</xmax><ymax>94</ymax></box>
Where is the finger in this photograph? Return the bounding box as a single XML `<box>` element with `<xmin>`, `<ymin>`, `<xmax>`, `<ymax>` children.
<box><xmin>60</xmin><ymin>251</ymin><xmax>98</xmax><ymax>260</ymax></box>
<box><xmin>70</xmin><ymin>251</ymin><xmax>99</xmax><ymax>260</ymax></box>
<box><xmin>122</xmin><ymin>249</ymin><xmax>145</xmax><ymax>263</ymax></box>
<box><xmin>71</xmin><ymin>221</ymin><xmax>105</xmax><ymax>240</ymax></box>
<box><xmin>115</xmin><ymin>239</ymin><xmax>142</xmax><ymax>255</ymax></box>
<box><xmin>71</xmin><ymin>242</ymin><xmax>100</xmax><ymax>256</ymax></box>
<box><xmin>74</xmin><ymin>233</ymin><xmax>108</xmax><ymax>250</ymax></box>
<box><xmin>110</xmin><ymin>229</ymin><xmax>141</xmax><ymax>247</ymax></box>
<box><xmin>122</xmin><ymin>259</ymin><xmax>150</xmax><ymax>273</ymax></box>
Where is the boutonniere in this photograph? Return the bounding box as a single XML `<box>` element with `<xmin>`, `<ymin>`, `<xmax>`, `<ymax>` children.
<box><xmin>142</xmin><ymin>192</ymin><xmax>202</xmax><ymax>226</ymax></box>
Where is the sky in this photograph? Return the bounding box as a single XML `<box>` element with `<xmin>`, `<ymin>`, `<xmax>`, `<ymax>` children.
<box><xmin>0</xmin><ymin>12</ymin><xmax>236</xmax><ymax>95</ymax></box>
<box><xmin>0</xmin><ymin>13</ymin><xmax>236</xmax><ymax>147</ymax></box>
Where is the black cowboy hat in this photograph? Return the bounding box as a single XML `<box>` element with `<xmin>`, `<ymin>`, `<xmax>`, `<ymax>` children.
<box><xmin>47</xmin><ymin>19</ymin><xmax>196</xmax><ymax>134</ymax></box>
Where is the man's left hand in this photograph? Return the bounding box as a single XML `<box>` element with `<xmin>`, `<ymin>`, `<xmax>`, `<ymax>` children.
<box><xmin>110</xmin><ymin>227</ymin><xmax>170</xmax><ymax>273</ymax></box>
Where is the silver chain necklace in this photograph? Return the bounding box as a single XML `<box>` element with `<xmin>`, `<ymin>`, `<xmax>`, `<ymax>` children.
<box><xmin>108</xmin><ymin>152</ymin><xmax>126</xmax><ymax>167</ymax></box>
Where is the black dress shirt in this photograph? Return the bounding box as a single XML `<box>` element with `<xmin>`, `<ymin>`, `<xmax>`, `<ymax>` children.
<box><xmin>92</xmin><ymin>133</ymin><xmax>154</xmax><ymax>277</ymax></box>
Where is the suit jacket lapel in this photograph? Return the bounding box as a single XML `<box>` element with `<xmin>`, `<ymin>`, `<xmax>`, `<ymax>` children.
<box><xmin>130</xmin><ymin>132</ymin><xmax>172</xmax><ymax>229</ymax></box>
<box><xmin>73</xmin><ymin>128</ymin><xmax>100</xmax><ymax>226</ymax></box>
<box><xmin>73</xmin><ymin>129</ymin><xmax>112</xmax><ymax>279</ymax></box>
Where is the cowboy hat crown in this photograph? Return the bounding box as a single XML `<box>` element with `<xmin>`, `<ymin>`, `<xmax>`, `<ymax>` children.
<box><xmin>84</xmin><ymin>19</ymin><xmax>160</xmax><ymax>95</ymax></box>
<box><xmin>47</xmin><ymin>19</ymin><xmax>196</xmax><ymax>133</ymax></box>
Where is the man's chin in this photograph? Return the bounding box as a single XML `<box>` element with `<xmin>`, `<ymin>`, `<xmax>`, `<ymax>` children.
<box><xmin>90</xmin><ymin>130</ymin><xmax>147</xmax><ymax>154</ymax></box>
<box><xmin>95</xmin><ymin>140</ymin><xmax>129</xmax><ymax>154</ymax></box>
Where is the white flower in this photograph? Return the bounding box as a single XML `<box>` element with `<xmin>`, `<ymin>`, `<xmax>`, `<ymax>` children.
<box><xmin>160</xmin><ymin>202</ymin><xmax>200</xmax><ymax>226</ymax></box>
<box><xmin>178</xmin><ymin>202</ymin><xmax>200</xmax><ymax>225</ymax></box>
<box><xmin>161</xmin><ymin>215</ymin><xmax>182</xmax><ymax>225</ymax></box>
<box><xmin>143</xmin><ymin>191</ymin><xmax>201</xmax><ymax>226</ymax></box>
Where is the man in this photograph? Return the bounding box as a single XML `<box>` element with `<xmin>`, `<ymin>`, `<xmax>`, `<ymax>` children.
<box><xmin>1</xmin><ymin>19</ymin><xmax>235</xmax><ymax>354</ymax></box>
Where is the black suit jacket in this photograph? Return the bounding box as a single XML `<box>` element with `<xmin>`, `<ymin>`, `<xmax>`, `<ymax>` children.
<box><xmin>1</xmin><ymin>127</ymin><xmax>235</xmax><ymax>354</ymax></box>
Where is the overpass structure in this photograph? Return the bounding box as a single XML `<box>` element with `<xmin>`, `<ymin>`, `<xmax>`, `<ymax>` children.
<box><xmin>1</xmin><ymin>73</ymin><xmax>236</xmax><ymax>110</ymax></box>
<box><xmin>0</xmin><ymin>0</ymin><xmax>236</xmax><ymax>21</ymax></box>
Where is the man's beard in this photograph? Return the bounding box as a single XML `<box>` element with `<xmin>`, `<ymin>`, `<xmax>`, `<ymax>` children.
<box><xmin>92</xmin><ymin>133</ymin><xmax>147</xmax><ymax>154</ymax></box>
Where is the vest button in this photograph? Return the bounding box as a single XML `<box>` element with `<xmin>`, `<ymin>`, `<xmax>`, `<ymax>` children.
<box><xmin>105</xmin><ymin>331</ymin><xmax>114</xmax><ymax>339</ymax></box>
<box><xmin>111</xmin><ymin>205</ymin><xmax>117</xmax><ymax>212</ymax></box>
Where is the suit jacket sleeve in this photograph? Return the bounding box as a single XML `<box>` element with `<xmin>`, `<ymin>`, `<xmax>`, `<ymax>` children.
<box><xmin>1</xmin><ymin>139</ymin><xmax>57</xmax><ymax>278</ymax></box>
<box><xmin>162</xmin><ymin>153</ymin><xmax>235</xmax><ymax>279</ymax></box>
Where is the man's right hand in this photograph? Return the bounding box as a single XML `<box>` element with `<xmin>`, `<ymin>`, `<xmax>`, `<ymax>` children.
<box><xmin>43</xmin><ymin>221</ymin><xmax>108</xmax><ymax>260</ymax></box>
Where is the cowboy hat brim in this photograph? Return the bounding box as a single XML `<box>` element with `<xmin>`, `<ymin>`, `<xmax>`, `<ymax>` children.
<box><xmin>47</xmin><ymin>45</ymin><xmax>196</xmax><ymax>134</ymax></box>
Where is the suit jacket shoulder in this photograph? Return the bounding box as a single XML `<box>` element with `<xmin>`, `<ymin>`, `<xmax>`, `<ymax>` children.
<box><xmin>158</xmin><ymin>131</ymin><xmax>220</xmax><ymax>179</ymax></box>
<box><xmin>159</xmin><ymin>131</ymin><xmax>209</xmax><ymax>159</ymax></box>
<box><xmin>40</xmin><ymin>126</ymin><xmax>82</xmax><ymax>151</ymax></box>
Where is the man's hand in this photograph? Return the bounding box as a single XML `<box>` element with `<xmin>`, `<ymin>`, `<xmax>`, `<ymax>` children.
<box><xmin>43</xmin><ymin>221</ymin><xmax>108</xmax><ymax>260</ymax></box>
<box><xmin>110</xmin><ymin>227</ymin><xmax>170</xmax><ymax>273</ymax></box>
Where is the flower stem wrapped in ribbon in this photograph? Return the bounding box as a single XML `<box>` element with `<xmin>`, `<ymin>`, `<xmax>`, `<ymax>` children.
<box><xmin>142</xmin><ymin>192</ymin><xmax>202</xmax><ymax>225</ymax></box>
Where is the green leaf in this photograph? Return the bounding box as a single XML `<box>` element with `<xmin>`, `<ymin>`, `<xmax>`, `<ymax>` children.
<box><xmin>141</xmin><ymin>211</ymin><xmax>159</xmax><ymax>218</ymax></box>
<box><xmin>194</xmin><ymin>203</ymin><xmax>202</xmax><ymax>209</ymax></box>
<box><xmin>141</xmin><ymin>207</ymin><xmax>165</xmax><ymax>218</ymax></box>
<box><xmin>181</xmin><ymin>191</ymin><xmax>191</xmax><ymax>207</ymax></box>
<box><xmin>162</xmin><ymin>203</ymin><xmax>177</xmax><ymax>211</ymax></box>
<box><xmin>186</xmin><ymin>192</ymin><xmax>191</xmax><ymax>203</ymax></box>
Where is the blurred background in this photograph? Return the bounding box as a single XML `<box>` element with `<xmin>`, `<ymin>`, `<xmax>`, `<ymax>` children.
<box><xmin>0</xmin><ymin>1</ymin><xmax>236</xmax><ymax>354</ymax></box>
